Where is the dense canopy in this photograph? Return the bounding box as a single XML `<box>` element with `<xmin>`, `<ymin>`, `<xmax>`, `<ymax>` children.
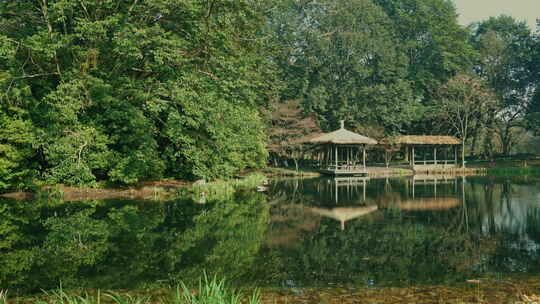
<box><xmin>0</xmin><ymin>0</ymin><xmax>538</xmax><ymax>191</ymax></box>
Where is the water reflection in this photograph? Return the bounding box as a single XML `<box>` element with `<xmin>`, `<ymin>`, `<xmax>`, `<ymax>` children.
<box><xmin>259</xmin><ymin>176</ymin><xmax>540</xmax><ymax>287</ymax></box>
<box><xmin>0</xmin><ymin>191</ymin><xmax>269</xmax><ymax>292</ymax></box>
<box><xmin>1</xmin><ymin>176</ymin><xmax>540</xmax><ymax>292</ymax></box>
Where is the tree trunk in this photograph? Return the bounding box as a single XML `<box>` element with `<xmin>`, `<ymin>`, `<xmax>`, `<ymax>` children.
<box><xmin>462</xmin><ymin>141</ymin><xmax>466</xmax><ymax>168</ymax></box>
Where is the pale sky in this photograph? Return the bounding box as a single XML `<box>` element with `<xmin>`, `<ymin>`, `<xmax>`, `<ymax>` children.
<box><xmin>452</xmin><ymin>0</ymin><xmax>539</xmax><ymax>32</ymax></box>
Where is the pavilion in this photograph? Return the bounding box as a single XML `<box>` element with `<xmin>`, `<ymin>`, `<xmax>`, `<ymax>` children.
<box><xmin>309</xmin><ymin>121</ymin><xmax>378</xmax><ymax>176</ymax></box>
<box><xmin>380</xmin><ymin>135</ymin><xmax>462</xmax><ymax>171</ymax></box>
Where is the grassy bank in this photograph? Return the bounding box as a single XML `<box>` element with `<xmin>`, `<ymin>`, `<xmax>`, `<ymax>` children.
<box><xmin>4</xmin><ymin>277</ymin><xmax>540</xmax><ymax>304</ymax></box>
<box><xmin>1</xmin><ymin>173</ymin><xmax>268</xmax><ymax>202</ymax></box>
<box><xmin>487</xmin><ymin>166</ymin><xmax>540</xmax><ymax>176</ymax></box>
<box><xmin>189</xmin><ymin>173</ymin><xmax>267</xmax><ymax>201</ymax></box>
<box><xmin>255</xmin><ymin>167</ymin><xmax>321</xmax><ymax>177</ymax></box>
<box><xmin>3</xmin><ymin>276</ymin><xmax>261</xmax><ymax>304</ymax></box>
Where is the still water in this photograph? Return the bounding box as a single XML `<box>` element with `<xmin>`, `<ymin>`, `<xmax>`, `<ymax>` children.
<box><xmin>1</xmin><ymin>175</ymin><xmax>540</xmax><ymax>293</ymax></box>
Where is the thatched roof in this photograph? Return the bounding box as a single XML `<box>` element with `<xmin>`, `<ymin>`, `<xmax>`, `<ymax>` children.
<box><xmin>309</xmin><ymin>121</ymin><xmax>378</xmax><ymax>145</ymax></box>
<box><xmin>382</xmin><ymin>135</ymin><xmax>461</xmax><ymax>145</ymax></box>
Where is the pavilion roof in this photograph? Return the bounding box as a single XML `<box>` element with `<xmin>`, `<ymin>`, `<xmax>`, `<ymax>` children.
<box><xmin>382</xmin><ymin>135</ymin><xmax>461</xmax><ymax>145</ymax></box>
<box><xmin>309</xmin><ymin>122</ymin><xmax>377</xmax><ymax>145</ymax></box>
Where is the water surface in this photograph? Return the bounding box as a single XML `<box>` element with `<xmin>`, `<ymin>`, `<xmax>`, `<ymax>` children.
<box><xmin>1</xmin><ymin>175</ymin><xmax>540</xmax><ymax>293</ymax></box>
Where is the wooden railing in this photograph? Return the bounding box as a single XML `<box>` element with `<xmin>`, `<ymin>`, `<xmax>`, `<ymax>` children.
<box><xmin>323</xmin><ymin>163</ymin><xmax>366</xmax><ymax>171</ymax></box>
<box><xmin>413</xmin><ymin>159</ymin><xmax>457</xmax><ymax>166</ymax></box>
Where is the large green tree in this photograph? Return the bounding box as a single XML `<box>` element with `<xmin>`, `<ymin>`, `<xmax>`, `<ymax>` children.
<box><xmin>470</xmin><ymin>16</ymin><xmax>535</xmax><ymax>155</ymax></box>
<box><xmin>0</xmin><ymin>0</ymin><xmax>273</xmax><ymax>188</ymax></box>
<box><xmin>432</xmin><ymin>74</ymin><xmax>497</xmax><ymax>166</ymax></box>
<box><xmin>372</xmin><ymin>0</ymin><xmax>475</xmax><ymax>97</ymax></box>
<box><xmin>265</xmin><ymin>0</ymin><xmax>421</xmax><ymax>133</ymax></box>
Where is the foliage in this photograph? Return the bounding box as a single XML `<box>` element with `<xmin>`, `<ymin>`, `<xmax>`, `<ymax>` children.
<box><xmin>470</xmin><ymin>16</ymin><xmax>535</xmax><ymax>155</ymax></box>
<box><xmin>432</xmin><ymin>74</ymin><xmax>497</xmax><ymax>166</ymax></box>
<box><xmin>0</xmin><ymin>114</ymin><xmax>35</xmax><ymax>191</ymax></box>
<box><xmin>373</xmin><ymin>0</ymin><xmax>476</xmax><ymax>97</ymax></box>
<box><xmin>266</xmin><ymin>100</ymin><xmax>321</xmax><ymax>168</ymax></box>
<box><xmin>0</xmin><ymin>0</ymin><xmax>275</xmax><ymax>189</ymax></box>
<box><xmin>265</xmin><ymin>0</ymin><xmax>421</xmax><ymax>133</ymax></box>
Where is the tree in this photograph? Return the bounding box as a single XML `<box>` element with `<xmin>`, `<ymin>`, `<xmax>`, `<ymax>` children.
<box><xmin>266</xmin><ymin>100</ymin><xmax>321</xmax><ymax>170</ymax></box>
<box><xmin>0</xmin><ymin>0</ymin><xmax>276</xmax><ymax>187</ymax></box>
<box><xmin>372</xmin><ymin>0</ymin><xmax>476</xmax><ymax>97</ymax></box>
<box><xmin>470</xmin><ymin>16</ymin><xmax>535</xmax><ymax>155</ymax></box>
<box><xmin>433</xmin><ymin>74</ymin><xmax>497</xmax><ymax>167</ymax></box>
<box><xmin>265</xmin><ymin>0</ymin><xmax>420</xmax><ymax>133</ymax></box>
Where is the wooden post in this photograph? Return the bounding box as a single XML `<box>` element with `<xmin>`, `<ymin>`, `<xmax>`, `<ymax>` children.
<box><xmin>335</xmin><ymin>145</ymin><xmax>338</xmax><ymax>169</ymax></box>
<box><xmin>412</xmin><ymin>146</ymin><xmax>415</xmax><ymax>168</ymax></box>
<box><xmin>454</xmin><ymin>146</ymin><xmax>457</xmax><ymax>166</ymax></box>
<box><xmin>412</xmin><ymin>178</ymin><xmax>415</xmax><ymax>199</ymax></box>
<box><xmin>363</xmin><ymin>178</ymin><xmax>366</xmax><ymax>201</ymax></box>
<box><xmin>363</xmin><ymin>145</ymin><xmax>366</xmax><ymax>168</ymax></box>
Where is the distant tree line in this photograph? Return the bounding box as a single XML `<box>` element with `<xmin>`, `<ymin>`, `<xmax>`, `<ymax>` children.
<box><xmin>0</xmin><ymin>0</ymin><xmax>539</xmax><ymax>191</ymax></box>
<box><xmin>268</xmin><ymin>0</ymin><xmax>540</xmax><ymax>165</ymax></box>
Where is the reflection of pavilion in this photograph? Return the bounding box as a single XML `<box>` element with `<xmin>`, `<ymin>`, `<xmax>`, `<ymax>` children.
<box><xmin>397</xmin><ymin>197</ymin><xmax>460</xmax><ymax>210</ymax></box>
<box><xmin>395</xmin><ymin>175</ymin><xmax>462</xmax><ymax>211</ymax></box>
<box><xmin>314</xmin><ymin>177</ymin><xmax>370</xmax><ymax>204</ymax></box>
<box><xmin>309</xmin><ymin>206</ymin><xmax>378</xmax><ymax>230</ymax></box>
<box><xmin>310</xmin><ymin>177</ymin><xmax>376</xmax><ymax>230</ymax></box>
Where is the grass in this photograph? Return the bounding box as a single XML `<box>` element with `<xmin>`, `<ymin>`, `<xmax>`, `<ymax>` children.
<box><xmin>257</xmin><ymin>167</ymin><xmax>321</xmax><ymax>177</ymax></box>
<box><xmin>176</xmin><ymin>273</ymin><xmax>260</xmax><ymax>304</ymax></box>
<box><xmin>190</xmin><ymin>173</ymin><xmax>267</xmax><ymax>200</ymax></box>
<box><xmin>13</xmin><ymin>275</ymin><xmax>261</xmax><ymax>304</ymax></box>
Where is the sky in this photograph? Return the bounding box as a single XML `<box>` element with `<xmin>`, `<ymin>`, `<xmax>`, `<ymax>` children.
<box><xmin>452</xmin><ymin>0</ymin><xmax>539</xmax><ymax>31</ymax></box>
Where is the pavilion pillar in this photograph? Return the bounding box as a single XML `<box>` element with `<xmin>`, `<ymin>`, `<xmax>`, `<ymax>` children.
<box><xmin>363</xmin><ymin>145</ymin><xmax>366</xmax><ymax>168</ymax></box>
<box><xmin>434</xmin><ymin>147</ymin><xmax>437</xmax><ymax>165</ymax></box>
<box><xmin>335</xmin><ymin>144</ymin><xmax>338</xmax><ymax>169</ymax></box>
<box><xmin>411</xmin><ymin>146</ymin><xmax>415</xmax><ymax>168</ymax></box>
<box><xmin>454</xmin><ymin>146</ymin><xmax>458</xmax><ymax>166</ymax></box>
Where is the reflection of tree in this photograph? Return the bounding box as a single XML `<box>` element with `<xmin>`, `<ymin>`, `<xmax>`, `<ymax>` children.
<box><xmin>0</xmin><ymin>190</ymin><xmax>269</xmax><ymax>292</ymax></box>
<box><xmin>255</xmin><ymin>176</ymin><xmax>540</xmax><ymax>287</ymax></box>
<box><xmin>164</xmin><ymin>191</ymin><xmax>269</xmax><ymax>283</ymax></box>
<box><xmin>252</xmin><ymin>217</ymin><xmax>480</xmax><ymax>286</ymax></box>
<box><xmin>0</xmin><ymin>199</ymin><xmax>41</xmax><ymax>289</ymax></box>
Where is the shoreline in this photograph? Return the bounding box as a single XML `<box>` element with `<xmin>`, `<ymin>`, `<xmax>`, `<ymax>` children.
<box><xmin>2</xmin><ymin>165</ymin><xmax>538</xmax><ymax>202</ymax></box>
<box><xmin>4</xmin><ymin>276</ymin><xmax>538</xmax><ymax>304</ymax></box>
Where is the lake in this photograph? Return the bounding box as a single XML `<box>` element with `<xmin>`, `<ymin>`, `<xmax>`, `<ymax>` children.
<box><xmin>1</xmin><ymin>175</ymin><xmax>540</xmax><ymax>295</ymax></box>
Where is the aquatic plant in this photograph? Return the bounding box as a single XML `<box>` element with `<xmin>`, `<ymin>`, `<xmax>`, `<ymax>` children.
<box><xmin>176</xmin><ymin>274</ymin><xmax>261</xmax><ymax>304</ymax></box>
<box><xmin>190</xmin><ymin>173</ymin><xmax>267</xmax><ymax>201</ymax></box>
<box><xmin>35</xmin><ymin>288</ymin><xmax>97</xmax><ymax>304</ymax></box>
<box><xmin>105</xmin><ymin>292</ymin><xmax>151</xmax><ymax>304</ymax></box>
<box><xmin>0</xmin><ymin>290</ymin><xmax>7</xmax><ymax>304</ymax></box>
